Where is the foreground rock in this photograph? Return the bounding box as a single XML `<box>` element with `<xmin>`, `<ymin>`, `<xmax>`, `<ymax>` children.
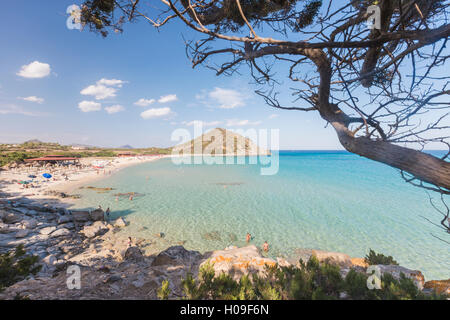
<box><xmin>423</xmin><ymin>279</ymin><xmax>450</xmax><ymax>295</ymax></box>
<box><xmin>81</xmin><ymin>221</ymin><xmax>109</xmax><ymax>238</ymax></box>
<box><xmin>201</xmin><ymin>245</ymin><xmax>277</xmax><ymax>280</ymax></box>
<box><xmin>375</xmin><ymin>265</ymin><xmax>425</xmax><ymax>289</ymax></box>
<box><xmin>0</xmin><ymin>201</ymin><xmax>446</xmax><ymax>300</ymax></box>
<box><xmin>152</xmin><ymin>245</ymin><xmax>201</xmax><ymax>267</ymax></box>
<box><xmin>311</xmin><ymin>250</ymin><xmax>353</xmax><ymax>268</ymax></box>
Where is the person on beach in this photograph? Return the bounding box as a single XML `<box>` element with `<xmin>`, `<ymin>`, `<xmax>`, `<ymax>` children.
<box><xmin>262</xmin><ymin>241</ymin><xmax>269</xmax><ymax>253</ymax></box>
<box><xmin>246</xmin><ymin>233</ymin><xmax>251</xmax><ymax>243</ymax></box>
<box><xmin>127</xmin><ymin>237</ymin><xmax>133</xmax><ymax>247</ymax></box>
<box><xmin>105</xmin><ymin>207</ymin><xmax>110</xmax><ymax>220</ymax></box>
<box><xmin>115</xmin><ymin>197</ymin><xmax>119</xmax><ymax>202</ymax></box>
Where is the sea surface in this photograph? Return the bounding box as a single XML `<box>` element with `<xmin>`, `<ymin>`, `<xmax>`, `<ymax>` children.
<box><xmin>71</xmin><ymin>151</ymin><xmax>450</xmax><ymax>280</ymax></box>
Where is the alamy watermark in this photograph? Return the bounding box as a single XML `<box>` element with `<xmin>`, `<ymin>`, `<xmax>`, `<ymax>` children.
<box><xmin>66</xmin><ymin>4</ymin><xmax>82</xmax><ymax>30</ymax></box>
<box><xmin>366</xmin><ymin>265</ymin><xmax>382</xmax><ymax>290</ymax></box>
<box><xmin>66</xmin><ymin>265</ymin><xmax>81</xmax><ymax>290</ymax></box>
<box><xmin>367</xmin><ymin>4</ymin><xmax>381</xmax><ymax>30</ymax></box>
<box><xmin>170</xmin><ymin>123</ymin><xmax>279</xmax><ymax>175</ymax></box>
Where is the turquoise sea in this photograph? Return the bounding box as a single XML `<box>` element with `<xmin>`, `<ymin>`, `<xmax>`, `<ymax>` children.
<box><xmin>71</xmin><ymin>151</ymin><xmax>449</xmax><ymax>280</ymax></box>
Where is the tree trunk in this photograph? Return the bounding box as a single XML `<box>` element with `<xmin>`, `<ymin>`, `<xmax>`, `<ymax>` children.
<box><xmin>332</xmin><ymin>121</ymin><xmax>450</xmax><ymax>191</ymax></box>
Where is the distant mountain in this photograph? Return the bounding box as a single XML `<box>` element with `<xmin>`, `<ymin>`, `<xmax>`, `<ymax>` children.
<box><xmin>172</xmin><ymin>128</ymin><xmax>270</xmax><ymax>155</ymax></box>
<box><xmin>119</xmin><ymin>145</ymin><xmax>134</xmax><ymax>149</ymax></box>
<box><xmin>24</xmin><ymin>139</ymin><xmax>43</xmax><ymax>144</ymax></box>
<box><xmin>70</xmin><ymin>143</ymin><xmax>96</xmax><ymax>148</ymax></box>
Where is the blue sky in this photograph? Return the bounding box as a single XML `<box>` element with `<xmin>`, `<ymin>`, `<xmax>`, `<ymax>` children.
<box><xmin>1</xmin><ymin>1</ymin><xmax>442</xmax><ymax>150</ymax></box>
<box><xmin>0</xmin><ymin>0</ymin><xmax>341</xmax><ymax>149</ymax></box>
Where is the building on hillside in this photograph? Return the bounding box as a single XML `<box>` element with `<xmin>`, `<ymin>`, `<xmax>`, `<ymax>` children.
<box><xmin>117</xmin><ymin>152</ymin><xmax>135</xmax><ymax>157</ymax></box>
<box><xmin>24</xmin><ymin>155</ymin><xmax>80</xmax><ymax>165</ymax></box>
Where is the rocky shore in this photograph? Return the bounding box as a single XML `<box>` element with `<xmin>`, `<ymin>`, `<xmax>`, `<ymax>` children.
<box><xmin>0</xmin><ymin>199</ymin><xmax>448</xmax><ymax>299</ymax></box>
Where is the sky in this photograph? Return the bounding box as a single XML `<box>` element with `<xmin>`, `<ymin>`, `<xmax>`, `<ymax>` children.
<box><xmin>0</xmin><ymin>1</ymin><xmax>445</xmax><ymax>150</ymax></box>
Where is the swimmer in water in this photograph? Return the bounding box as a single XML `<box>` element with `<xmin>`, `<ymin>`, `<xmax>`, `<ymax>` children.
<box><xmin>262</xmin><ymin>241</ymin><xmax>269</xmax><ymax>253</ymax></box>
<box><xmin>246</xmin><ymin>233</ymin><xmax>251</xmax><ymax>243</ymax></box>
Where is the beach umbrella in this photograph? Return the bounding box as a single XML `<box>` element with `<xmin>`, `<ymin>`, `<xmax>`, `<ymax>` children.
<box><xmin>42</xmin><ymin>173</ymin><xmax>52</xmax><ymax>179</ymax></box>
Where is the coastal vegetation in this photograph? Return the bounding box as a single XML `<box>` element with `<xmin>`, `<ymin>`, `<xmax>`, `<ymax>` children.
<box><xmin>365</xmin><ymin>249</ymin><xmax>399</xmax><ymax>266</ymax></box>
<box><xmin>0</xmin><ymin>140</ymin><xmax>172</xmax><ymax>167</ymax></box>
<box><xmin>0</xmin><ymin>245</ymin><xmax>41</xmax><ymax>292</ymax></box>
<box><xmin>168</xmin><ymin>256</ymin><xmax>447</xmax><ymax>300</ymax></box>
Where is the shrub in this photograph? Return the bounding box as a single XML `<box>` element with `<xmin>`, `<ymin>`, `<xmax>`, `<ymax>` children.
<box><xmin>0</xmin><ymin>245</ymin><xmax>41</xmax><ymax>292</ymax></box>
<box><xmin>364</xmin><ymin>249</ymin><xmax>398</xmax><ymax>265</ymax></box>
<box><xmin>168</xmin><ymin>255</ymin><xmax>447</xmax><ymax>300</ymax></box>
<box><xmin>157</xmin><ymin>280</ymin><xmax>171</xmax><ymax>300</ymax></box>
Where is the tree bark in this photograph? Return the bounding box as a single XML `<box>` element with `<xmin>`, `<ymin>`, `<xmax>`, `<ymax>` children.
<box><xmin>330</xmin><ymin>121</ymin><xmax>450</xmax><ymax>191</ymax></box>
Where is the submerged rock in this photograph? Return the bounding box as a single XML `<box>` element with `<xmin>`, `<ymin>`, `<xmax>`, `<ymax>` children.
<box><xmin>228</xmin><ymin>233</ymin><xmax>237</xmax><ymax>242</ymax></box>
<box><xmin>202</xmin><ymin>231</ymin><xmax>221</xmax><ymax>241</ymax></box>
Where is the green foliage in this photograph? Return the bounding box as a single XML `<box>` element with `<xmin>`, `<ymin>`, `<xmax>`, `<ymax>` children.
<box><xmin>0</xmin><ymin>142</ymin><xmax>172</xmax><ymax>167</ymax></box>
<box><xmin>157</xmin><ymin>280</ymin><xmax>171</xmax><ymax>300</ymax></box>
<box><xmin>344</xmin><ymin>269</ymin><xmax>368</xmax><ymax>299</ymax></box>
<box><xmin>0</xmin><ymin>151</ymin><xmax>43</xmax><ymax>167</ymax></box>
<box><xmin>295</xmin><ymin>0</ymin><xmax>322</xmax><ymax>30</ymax></box>
<box><xmin>0</xmin><ymin>245</ymin><xmax>41</xmax><ymax>292</ymax></box>
<box><xmin>365</xmin><ymin>249</ymin><xmax>398</xmax><ymax>266</ymax></box>
<box><xmin>173</xmin><ymin>256</ymin><xmax>447</xmax><ymax>300</ymax></box>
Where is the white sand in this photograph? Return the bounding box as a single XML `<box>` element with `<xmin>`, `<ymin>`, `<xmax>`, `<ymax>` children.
<box><xmin>0</xmin><ymin>156</ymin><xmax>168</xmax><ymax>206</ymax></box>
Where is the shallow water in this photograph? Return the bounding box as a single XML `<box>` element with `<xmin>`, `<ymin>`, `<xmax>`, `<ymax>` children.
<box><xmin>71</xmin><ymin>151</ymin><xmax>450</xmax><ymax>280</ymax></box>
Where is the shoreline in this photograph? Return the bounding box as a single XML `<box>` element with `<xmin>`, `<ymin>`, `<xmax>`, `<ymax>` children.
<box><xmin>0</xmin><ymin>155</ymin><xmax>170</xmax><ymax>208</ymax></box>
<box><xmin>0</xmin><ymin>156</ymin><xmax>448</xmax><ymax>298</ymax></box>
<box><xmin>0</xmin><ymin>194</ymin><xmax>445</xmax><ymax>299</ymax></box>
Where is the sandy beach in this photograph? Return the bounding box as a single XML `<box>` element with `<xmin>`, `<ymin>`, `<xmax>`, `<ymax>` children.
<box><xmin>0</xmin><ymin>156</ymin><xmax>169</xmax><ymax>207</ymax></box>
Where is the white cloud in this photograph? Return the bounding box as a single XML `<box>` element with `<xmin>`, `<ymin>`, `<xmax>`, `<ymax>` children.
<box><xmin>140</xmin><ymin>107</ymin><xmax>172</xmax><ymax>119</ymax></box>
<box><xmin>80</xmin><ymin>84</ymin><xmax>117</xmax><ymax>100</ymax></box>
<box><xmin>97</xmin><ymin>78</ymin><xmax>126</xmax><ymax>87</ymax></box>
<box><xmin>19</xmin><ymin>96</ymin><xmax>44</xmax><ymax>104</ymax></box>
<box><xmin>226</xmin><ymin>119</ymin><xmax>262</xmax><ymax>127</ymax></box>
<box><xmin>196</xmin><ymin>87</ymin><xmax>247</xmax><ymax>109</ymax></box>
<box><xmin>80</xmin><ymin>78</ymin><xmax>126</xmax><ymax>100</ymax></box>
<box><xmin>134</xmin><ymin>98</ymin><xmax>156</xmax><ymax>107</ymax></box>
<box><xmin>268</xmin><ymin>114</ymin><xmax>279</xmax><ymax>119</ymax></box>
<box><xmin>17</xmin><ymin>61</ymin><xmax>51</xmax><ymax>79</ymax></box>
<box><xmin>185</xmin><ymin>120</ymin><xmax>222</xmax><ymax>127</ymax></box>
<box><xmin>209</xmin><ymin>87</ymin><xmax>246</xmax><ymax>109</ymax></box>
<box><xmin>105</xmin><ymin>104</ymin><xmax>125</xmax><ymax>114</ymax></box>
<box><xmin>78</xmin><ymin>101</ymin><xmax>102</xmax><ymax>112</ymax></box>
<box><xmin>158</xmin><ymin>94</ymin><xmax>178</xmax><ymax>104</ymax></box>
